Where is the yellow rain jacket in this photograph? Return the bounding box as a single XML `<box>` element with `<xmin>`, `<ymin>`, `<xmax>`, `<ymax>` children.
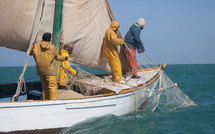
<box><xmin>57</xmin><ymin>49</ymin><xmax>77</xmax><ymax>86</ymax></box>
<box><xmin>29</xmin><ymin>41</ymin><xmax>66</xmax><ymax>100</ymax></box>
<box><xmin>102</xmin><ymin>21</ymin><xmax>125</xmax><ymax>82</ymax></box>
<box><xmin>29</xmin><ymin>41</ymin><xmax>66</xmax><ymax>76</ymax></box>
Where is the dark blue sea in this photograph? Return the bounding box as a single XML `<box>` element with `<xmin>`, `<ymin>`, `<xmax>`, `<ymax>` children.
<box><xmin>0</xmin><ymin>64</ymin><xmax>214</xmax><ymax>134</ymax></box>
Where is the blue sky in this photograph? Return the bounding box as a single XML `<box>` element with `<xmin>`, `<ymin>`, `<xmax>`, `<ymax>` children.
<box><xmin>0</xmin><ymin>0</ymin><xmax>214</xmax><ymax>66</ymax></box>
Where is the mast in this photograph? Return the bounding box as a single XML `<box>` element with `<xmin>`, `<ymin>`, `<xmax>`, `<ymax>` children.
<box><xmin>52</xmin><ymin>0</ymin><xmax>63</xmax><ymax>51</ymax></box>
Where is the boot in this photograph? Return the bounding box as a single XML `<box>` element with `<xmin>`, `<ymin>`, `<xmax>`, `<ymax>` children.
<box><xmin>132</xmin><ymin>75</ymin><xmax>141</xmax><ymax>79</ymax></box>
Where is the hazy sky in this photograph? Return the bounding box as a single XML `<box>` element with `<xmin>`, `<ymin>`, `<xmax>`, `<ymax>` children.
<box><xmin>0</xmin><ymin>0</ymin><xmax>214</xmax><ymax>66</ymax></box>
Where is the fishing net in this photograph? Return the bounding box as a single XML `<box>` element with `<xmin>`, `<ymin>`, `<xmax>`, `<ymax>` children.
<box><xmin>120</xmin><ymin>44</ymin><xmax>196</xmax><ymax>112</ymax></box>
<box><xmin>136</xmin><ymin>70</ymin><xmax>197</xmax><ymax>113</ymax></box>
<box><xmin>58</xmin><ymin>62</ymin><xmax>135</xmax><ymax>96</ymax></box>
<box><xmin>58</xmin><ymin>63</ymin><xmax>105</xmax><ymax>96</ymax></box>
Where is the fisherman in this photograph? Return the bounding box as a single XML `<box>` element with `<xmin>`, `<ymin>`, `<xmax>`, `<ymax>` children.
<box><xmin>29</xmin><ymin>32</ymin><xmax>68</xmax><ymax>100</ymax></box>
<box><xmin>57</xmin><ymin>44</ymin><xmax>77</xmax><ymax>88</ymax></box>
<box><xmin>102</xmin><ymin>21</ymin><xmax>125</xmax><ymax>83</ymax></box>
<box><xmin>124</xmin><ymin>18</ymin><xmax>146</xmax><ymax>78</ymax></box>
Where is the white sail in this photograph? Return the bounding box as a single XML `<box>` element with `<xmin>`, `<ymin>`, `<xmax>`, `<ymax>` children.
<box><xmin>0</xmin><ymin>0</ymin><xmax>127</xmax><ymax>71</ymax></box>
<box><xmin>0</xmin><ymin>0</ymin><xmax>55</xmax><ymax>51</ymax></box>
<box><xmin>62</xmin><ymin>0</ymin><xmax>113</xmax><ymax>71</ymax></box>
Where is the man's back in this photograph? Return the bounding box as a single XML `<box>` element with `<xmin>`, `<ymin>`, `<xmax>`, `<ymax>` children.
<box><xmin>30</xmin><ymin>41</ymin><xmax>65</xmax><ymax>76</ymax></box>
<box><xmin>125</xmin><ymin>24</ymin><xmax>143</xmax><ymax>50</ymax></box>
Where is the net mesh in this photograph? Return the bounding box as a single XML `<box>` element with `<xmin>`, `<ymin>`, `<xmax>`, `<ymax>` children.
<box><xmin>58</xmin><ymin>63</ymin><xmax>105</xmax><ymax>96</ymax></box>
<box><xmin>154</xmin><ymin>71</ymin><xmax>196</xmax><ymax>112</ymax></box>
<box><xmin>136</xmin><ymin>70</ymin><xmax>197</xmax><ymax>112</ymax></box>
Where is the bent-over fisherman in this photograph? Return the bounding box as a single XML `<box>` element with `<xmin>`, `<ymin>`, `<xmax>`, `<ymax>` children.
<box><xmin>57</xmin><ymin>44</ymin><xmax>77</xmax><ymax>88</ymax></box>
<box><xmin>124</xmin><ymin>18</ymin><xmax>146</xmax><ymax>78</ymax></box>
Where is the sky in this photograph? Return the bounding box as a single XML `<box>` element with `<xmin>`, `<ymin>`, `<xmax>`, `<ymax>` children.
<box><xmin>0</xmin><ymin>0</ymin><xmax>215</xmax><ymax>66</ymax></box>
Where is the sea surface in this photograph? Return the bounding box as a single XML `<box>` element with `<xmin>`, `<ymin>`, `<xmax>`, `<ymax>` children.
<box><xmin>0</xmin><ymin>64</ymin><xmax>215</xmax><ymax>134</ymax></box>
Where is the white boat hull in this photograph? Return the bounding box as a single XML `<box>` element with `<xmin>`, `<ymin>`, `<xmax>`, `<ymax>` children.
<box><xmin>0</xmin><ymin>84</ymin><xmax>154</xmax><ymax>132</ymax></box>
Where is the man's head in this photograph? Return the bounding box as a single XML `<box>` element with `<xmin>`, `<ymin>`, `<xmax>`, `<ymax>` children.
<box><xmin>42</xmin><ymin>32</ymin><xmax>51</xmax><ymax>42</ymax></box>
<box><xmin>63</xmin><ymin>43</ymin><xmax>74</xmax><ymax>54</ymax></box>
<box><xmin>110</xmin><ymin>21</ymin><xmax>120</xmax><ymax>33</ymax></box>
<box><xmin>136</xmin><ymin>18</ymin><xmax>146</xmax><ymax>30</ymax></box>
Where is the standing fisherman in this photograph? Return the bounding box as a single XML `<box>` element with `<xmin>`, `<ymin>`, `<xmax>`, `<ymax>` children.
<box><xmin>29</xmin><ymin>32</ymin><xmax>67</xmax><ymax>100</ymax></box>
<box><xmin>102</xmin><ymin>21</ymin><xmax>125</xmax><ymax>83</ymax></box>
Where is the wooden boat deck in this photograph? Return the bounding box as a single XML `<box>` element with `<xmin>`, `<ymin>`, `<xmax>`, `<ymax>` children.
<box><xmin>78</xmin><ymin>69</ymin><xmax>160</xmax><ymax>93</ymax></box>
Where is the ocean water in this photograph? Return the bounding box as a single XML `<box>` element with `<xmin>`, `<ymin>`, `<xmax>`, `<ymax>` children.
<box><xmin>0</xmin><ymin>64</ymin><xmax>215</xmax><ymax>134</ymax></box>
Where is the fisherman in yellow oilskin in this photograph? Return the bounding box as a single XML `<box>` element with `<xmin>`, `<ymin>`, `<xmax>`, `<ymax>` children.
<box><xmin>29</xmin><ymin>32</ymin><xmax>67</xmax><ymax>100</ymax></box>
<box><xmin>57</xmin><ymin>44</ymin><xmax>77</xmax><ymax>88</ymax></box>
<box><xmin>102</xmin><ymin>21</ymin><xmax>125</xmax><ymax>83</ymax></box>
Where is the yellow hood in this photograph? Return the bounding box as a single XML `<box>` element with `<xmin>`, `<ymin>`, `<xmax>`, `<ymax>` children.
<box><xmin>110</xmin><ymin>21</ymin><xmax>120</xmax><ymax>32</ymax></box>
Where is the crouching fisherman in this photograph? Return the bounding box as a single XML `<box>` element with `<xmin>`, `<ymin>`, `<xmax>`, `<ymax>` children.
<box><xmin>29</xmin><ymin>32</ymin><xmax>67</xmax><ymax>100</ymax></box>
<box><xmin>57</xmin><ymin>44</ymin><xmax>77</xmax><ymax>88</ymax></box>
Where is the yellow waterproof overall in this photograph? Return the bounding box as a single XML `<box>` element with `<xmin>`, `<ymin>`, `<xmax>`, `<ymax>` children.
<box><xmin>102</xmin><ymin>21</ymin><xmax>124</xmax><ymax>82</ymax></box>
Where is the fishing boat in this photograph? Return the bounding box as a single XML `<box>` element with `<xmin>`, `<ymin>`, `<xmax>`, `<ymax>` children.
<box><xmin>0</xmin><ymin>0</ymin><xmax>196</xmax><ymax>133</ymax></box>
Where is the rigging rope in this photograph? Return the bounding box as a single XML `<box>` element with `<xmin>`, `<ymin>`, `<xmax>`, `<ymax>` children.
<box><xmin>11</xmin><ymin>0</ymin><xmax>45</xmax><ymax>101</ymax></box>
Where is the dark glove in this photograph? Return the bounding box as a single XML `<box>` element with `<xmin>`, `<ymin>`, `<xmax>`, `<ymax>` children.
<box><xmin>65</xmin><ymin>56</ymin><xmax>69</xmax><ymax>60</ymax></box>
<box><xmin>137</xmin><ymin>45</ymin><xmax>145</xmax><ymax>53</ymax></box>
